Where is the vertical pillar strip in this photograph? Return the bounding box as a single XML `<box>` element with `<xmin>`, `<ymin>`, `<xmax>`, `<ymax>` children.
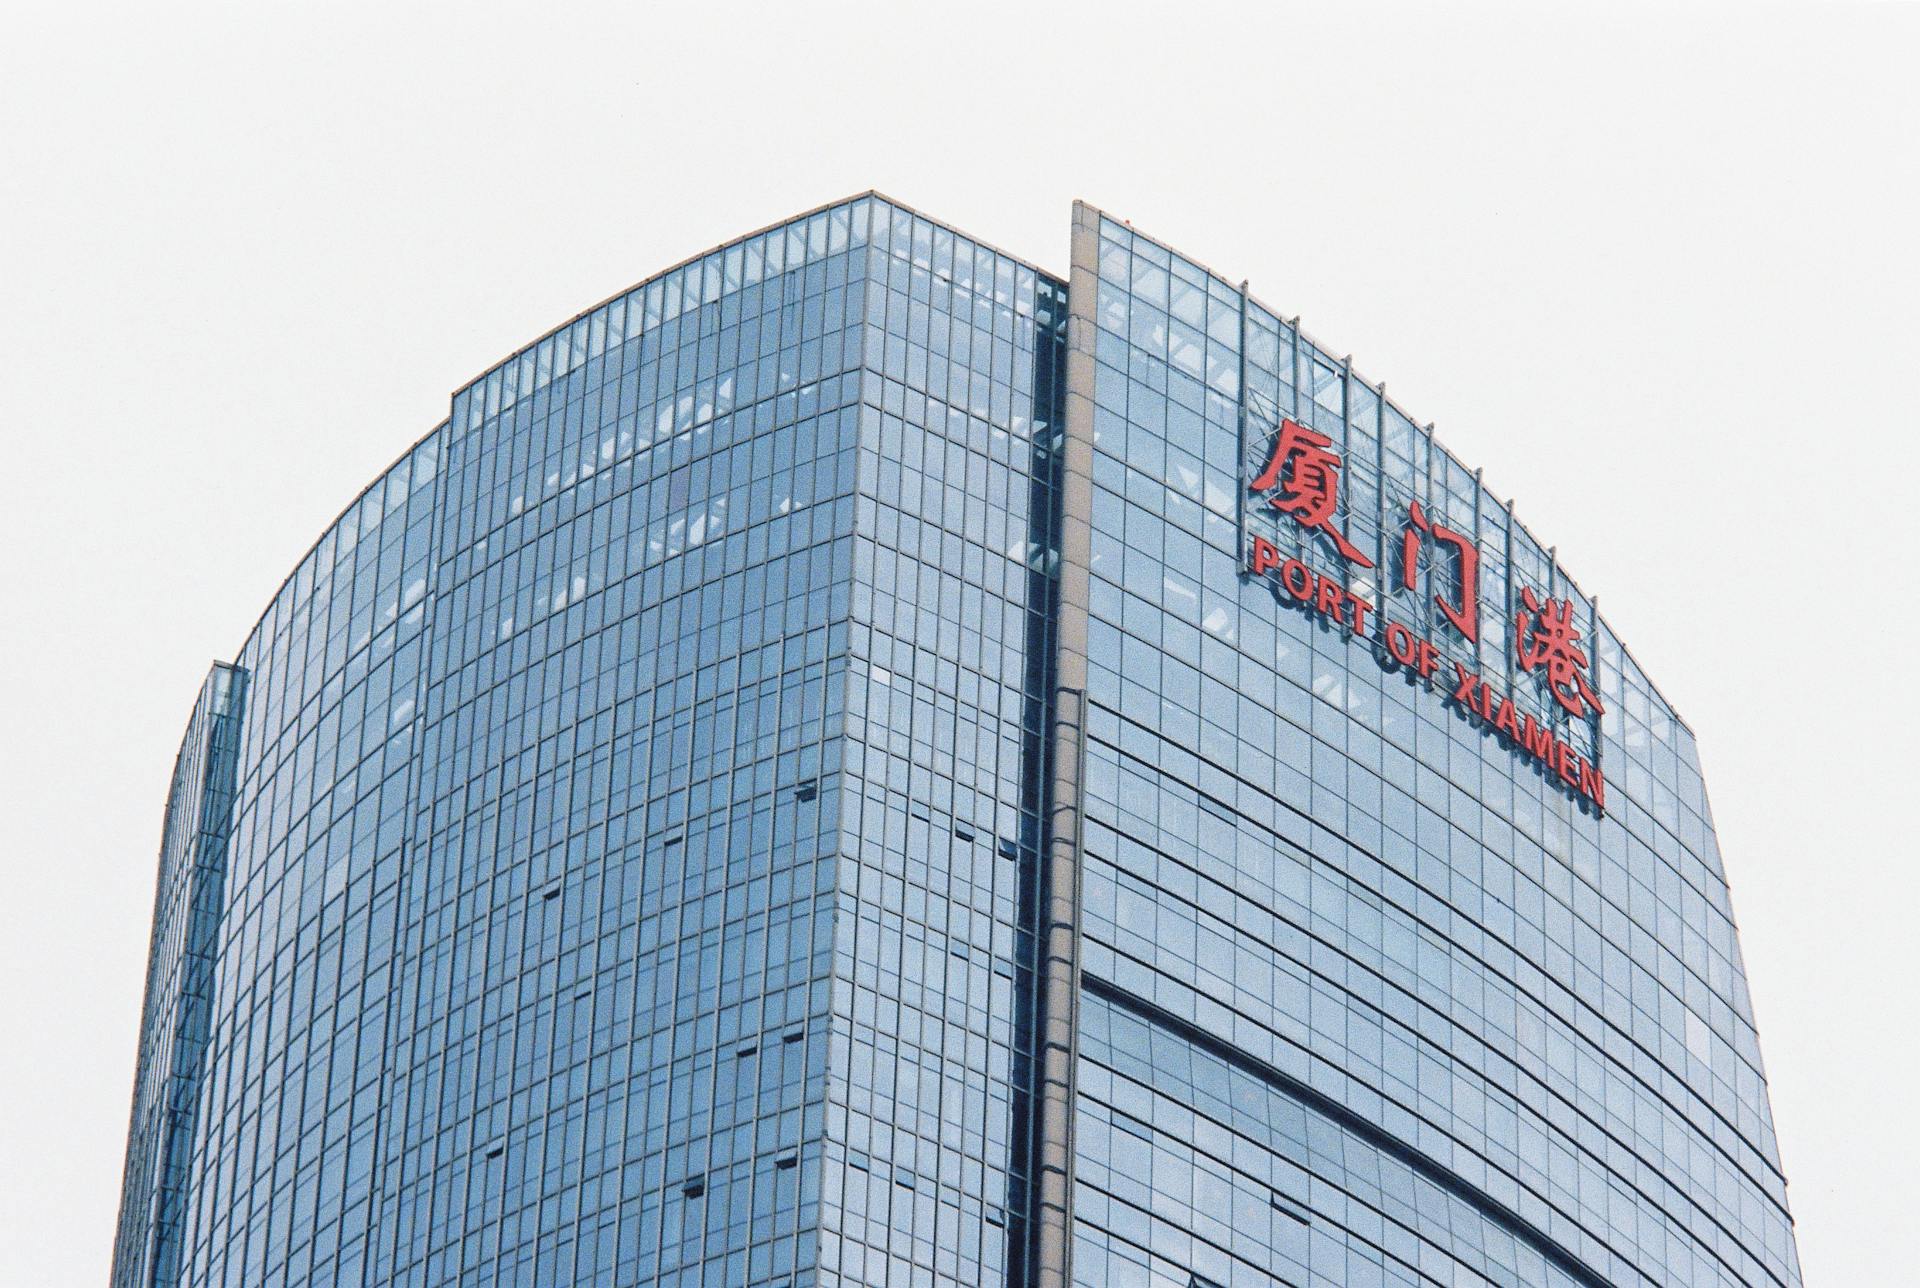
<box><xmin>1020</xmin><ymin>200</ymin><xmax>1106</xmax><ymax>1288</ymax></box>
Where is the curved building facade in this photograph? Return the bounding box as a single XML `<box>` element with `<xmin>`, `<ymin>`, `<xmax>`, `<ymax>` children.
<box><xmin>112</xmin><ymin>195</ymin><xmax>1799</xmax><ymax>1288</ymax></box>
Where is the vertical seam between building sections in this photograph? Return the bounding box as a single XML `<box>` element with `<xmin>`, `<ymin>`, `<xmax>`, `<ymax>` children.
<box><xmin>1019</xmin><ymin>200</ymin><xmax>1105</xmax><ymax>1288</ymax></box>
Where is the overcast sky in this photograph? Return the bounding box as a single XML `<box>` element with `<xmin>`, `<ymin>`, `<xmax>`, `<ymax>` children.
<box><xmin>2</xmin><ymin>2</ymin><xmax>1914</xmax><ymax>1283</ymax></box>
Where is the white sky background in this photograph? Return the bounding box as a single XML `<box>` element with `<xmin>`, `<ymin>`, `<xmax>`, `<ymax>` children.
<box><xmin>1</xmin><ymin>2</ymin><xmax>1913</xmax><ymax>1282</ymax></box>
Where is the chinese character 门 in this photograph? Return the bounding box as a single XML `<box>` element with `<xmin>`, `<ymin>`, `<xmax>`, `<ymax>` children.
<box><xmin>1402</xmin><ymin>500</ymin><xmax>1479</xmax><ymax>643</ymax></box>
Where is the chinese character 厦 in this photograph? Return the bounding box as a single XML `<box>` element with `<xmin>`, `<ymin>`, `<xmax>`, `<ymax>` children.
<box><xmin>1250</xmin><ymin>419</ymin><xmax>1373</xmax><ymax>567</ymax></box>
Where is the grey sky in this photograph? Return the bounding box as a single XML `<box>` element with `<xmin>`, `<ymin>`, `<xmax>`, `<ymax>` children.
<box><xmin>2</xmin><ymin>2</ymin><xmax>1912</xmax><ymax>1283</ymax></box>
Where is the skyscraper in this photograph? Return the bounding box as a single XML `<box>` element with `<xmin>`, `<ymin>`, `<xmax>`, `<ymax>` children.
<box><xmin>112</xmin><ymin>194</ymin><xmax>1800</xmax><ymax>1288</ymax></box>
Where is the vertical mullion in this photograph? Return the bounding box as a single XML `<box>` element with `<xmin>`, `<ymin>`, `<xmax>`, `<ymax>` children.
<box><xmin>1288</xmin><ymin>317</ymin><xmax>1303</xmax><ymax>561</ymax></box>
<box><xmin>1235</xmin><ymin>280</ymin><xmax>1249</xmax><ymax>565</ymax></box>
<box><xmin>1504</xmin><ymin>499</ymin><xmax>1518</xmax><ymax>702</ymax></box>
<box><xmin>1339</xmin><ymin>354</ymin><xmax>1354</xmax><ymax>591</ymax></box>
<box><xmin>1470</xmin><ymin>467</ymin><xmax>1484</xmax><ymax>668</ymax></box>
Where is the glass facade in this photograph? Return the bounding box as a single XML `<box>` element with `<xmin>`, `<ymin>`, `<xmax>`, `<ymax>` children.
<box><xmin>1062</xmin><ymin>204</ymin><xmax>1797</xmax><ymax>1288</ymax></box>
<box><xmin>111</xmin><ymin>195</ymin><xmax>1798</xmax><ymax>1288</ymax></box>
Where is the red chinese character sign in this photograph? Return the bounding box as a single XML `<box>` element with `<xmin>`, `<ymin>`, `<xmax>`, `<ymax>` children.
<box><xmin>1514</xmin><ymin>587</ymin><xmax>1605</xmax><ymax>720</ymax></box>
<box><xmin>1249</xmin><ymin>419</ymin><xmax>1374</xmax><ymax>566</ymax></box>
<box><xmin>1401</xmin><ymin>499</ymin><xmax>1479</xmax><ymax>643</ymax></box>
<box><xmin>1244</xmin><ymin>430</ymin><xmax>1607</xmax><ymax>814</ymax></box>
